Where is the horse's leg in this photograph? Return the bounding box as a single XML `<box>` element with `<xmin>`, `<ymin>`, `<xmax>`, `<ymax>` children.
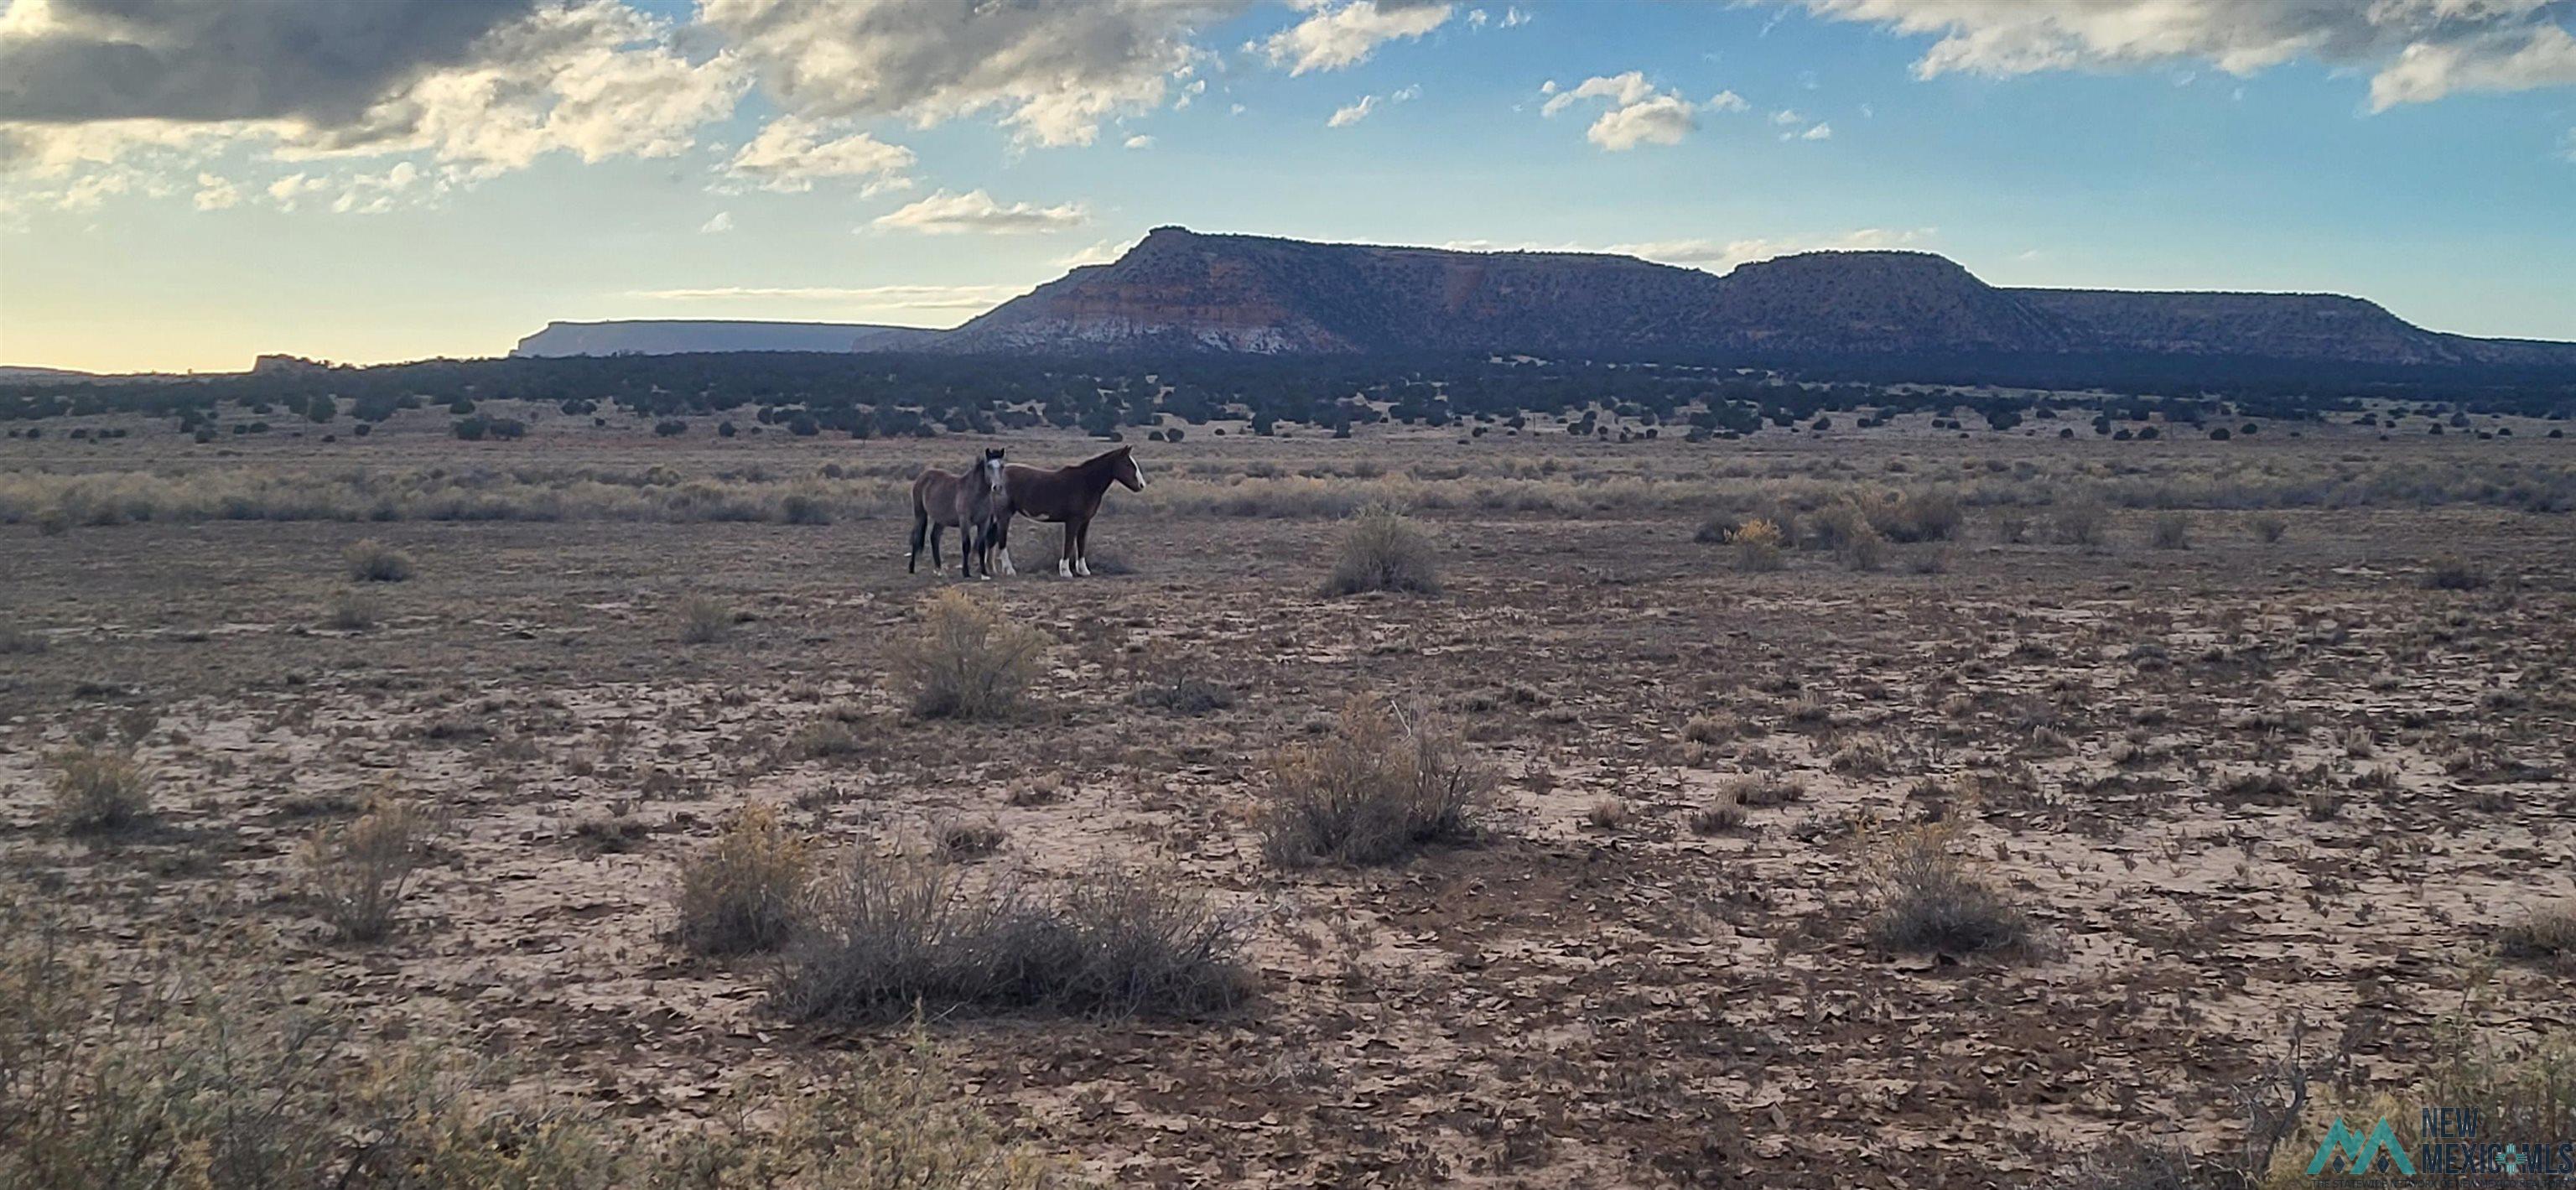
<box><xmin>930</xmin><ymin>522</ymin><xmax>944</xmax><ymax>571</ymax></box>
<box><xmin>1072</xmin><ymin>515</ymin><xmax>1093</xmax><ymax>578</ymax></box>
<box><xmin>994</xmin><ymin>516</ymin><xmax>1016</xmax><ymax>576</ymax></box>
<box><xmin>962</xmin><ymin>522</ymin><xmax>980</xmax><ymax>579</ymax></box>
<box><xmin>1057</xmin><ymin>522</ymin><xmax>1074</xmax><ymax>579</ymax></box>
<box><xmin>908</xmin><ymin>506</ymin><xmax>926</xmax><ymax>574</ymax></box>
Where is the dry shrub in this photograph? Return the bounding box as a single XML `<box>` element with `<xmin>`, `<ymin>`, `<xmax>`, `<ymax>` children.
<box><xmin>935</xmin><ymin>818</ymin><xmax>1006</xmax><ymax>860</ymax></box>
<box><xmin>0</xmin><ymin>900</ymin><xmax>1058</xmax><ymax>1189</ymax></box>
<box><xmin>892</xmin><ymin>590</ymin><xmax>1046</xmax><ymax>720</ymax></box>
<box><xmin>1872</xmin><ymin>489</ymin><xmax>1964</xmax><ymax>543</ymax></box>
<box><xmin>0</xmin><ymin>621</ymin><xmax>45</xmax><ymax>655</ymax></box>
<box><xmin>2150</xmin><ymin>511</ymin><xmax>2191</xmax><ymax>549</ymax></box>
<box><xmin>49</xmin><ymin>748</ymin><xmax>152</xmax><ymax>834</ymax></box>
<box><xmin>342</xmin><ymin>538</ymin><xmax>413</xmax><ymax>582</ymax></box>
<box><xmin>302</xmin><ymin>799</ymin><xmax>429</xmax><ymax>943</ymax></box>
<box><xmin>1840</xmin><ymin>525</ymin><xmax>1888</xmax><ymax>572</ymax></box>
<box><xmin>2054</xmin><ymin>498</ymin><xmax>2110</xmax><ymax>547</ymax></box>
<box><xmin>324</xmin><ymin>590</ymin><xmax>379</xmax><ymax>631</ymax></box>
<box><xmin>1731</xmin><ymin>517</ymin><xmax>1786</xmax><ymax>572</ymax></box>
<box><xmin>1583</xmin><ymin>798</ymin><xmax>1628</xmax><ymax>829</ymax></box>
<box><xmin>774</xmin><ymin>856</ymin><xmax>1249</xmax><ymax>1023</ymax></box>
<box><xmin>2421</xmin><ymin>553</ymin><xmax>2490</xmax><ymax>590</ymax></box>
<box><xmin>1992</xmin><ymin>510</ymin><xmax>2033</xmax><ymax>544</ymax></box>
<box><xmin>1681</xmin><ymin>712</ymin><xmax>1737</xmax><ymax>745</ymax></box>
<box><xmin>1132</xmin><ymin>674</ymin><xmax>1236</xmax><ymax>715</ymax></box>
<box><xmin>2499</xmin><ymin>904</ymin><xmax>2576</xmax><ymax>964</ymax></box>
<box><xmin>676</xmin><ymin>803</ymin><xmax>814</xmax><ymax>956</ymax></box>
<box><xmin>1688</xmin><ymin>803</ymin><xmax>1746</xmax><ymax>834</ymax></box>
<box><xmin>678</xmin><ymin>594</ymin><xmax>734</xmax><ymax>644</ymax></box>
<box><xmin>2250</xmin><ymin>513</ymin><xmax>2288</xmax><ymax>543</ymax></box>
<box><xmin>1259</xmin><ymin>696</ymin><xmax>1492</xmax><ymax>866</ymax></box>
<box><xmin>1323</xmin><ymin>504</ymin><xmax>1441</xmax><ymax>595</ymax></box>
<box><xmin>1864</xmin><ymin>826</ymin><xmax>2033</xmax><ymax>956</ymax></box>
<box><xmin>794</xmin><ymin>717</ymin><xmax>867</xmax><ymax>759</ymax></box>
<box><xmin>1722</xmin><ymin>773</ymin><xmax>1805</xmax><ymax>808</ymax></box>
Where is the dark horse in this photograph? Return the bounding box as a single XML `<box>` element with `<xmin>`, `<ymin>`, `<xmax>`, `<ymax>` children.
<box><xmin>992</xmin><ymin>445</ymin><xmax>1145</xmax><ymax>578</ymax></box>
<box><xmin>908</xmin><ymin>448</ymin><xmax>1007</xmax><ymax>579</ymax></box>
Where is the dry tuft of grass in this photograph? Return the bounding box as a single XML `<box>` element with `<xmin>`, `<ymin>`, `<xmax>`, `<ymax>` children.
<box><xmin>935</xmin><ymin>818</ymin><xmax>1007</xmax><ymax>860</ymax></box>
<box><xmin>1322</xmin><ymin>504</ymin><xmax>1441</xmax><ymax>595</ymax></box>
<box><xmin>325</xmin><ymin>590</ymin><xmax>380</xmax><ymax>631</ymax></box>
<box><xmin>678</xmin><ymin>594</ymin><xmax>735</xmax><ymax>644</ymax></box>
<box><xmin>2250</xmin><ymin>513</ymin><xmax>2288</xmax><ymax>543</ymax></box>
<box><xmin>1681</xmin><ymin>712</ymin><xmax>1738</xmax><ymax>745</ymax></box>
<box><xmin>1133</xmin><ymin>674</ymin><xmax>1236</xmax><ymax>715</ymax></box>
<box><xmin>341</xmin><ymin>538</ymin><xmax>413</xmax><ymax>582</ymax></box>
<box><xmin>49</xmin><ymin>748</ymin><xmax>152</xmax><ymax>834</ymax></box>
<box><xmin>1864</xmin><ymin>827</ymin><xmax>2033</xmax><ymax>957</ymax></box>
<box><xmin>2421</xmin><ymin>553</ymin><xmax>2490</xmax><ymax>590</ymax></box>
<box><xmin>2498</xmin><ymin>904</ymin><xmax>2576</xmax><ymax>964</ymax></box>
<box><xmin>0</xmin><ymin>621</ymin><xmax>46</xmax><ymax>655</ymax></box>
<box><xmin>1721</xmin><ymin>773</ymin><xmax>1805</xmax><ymax>808</ymax></box>
<box><xmin>773</xmin><ymin>856</ymin><xmax>1249</xmax><ymax>1023</ymax></box>
<box><xmin>892</xmin><ymin>590</ymin><xmax>1047</xmax><ymax>720</ymax></box>
<box><xmin>1731</xmin><ymin>517</ymin><xmax>1787</xmax><ymax>572</ymax></box>
<box><xmin>675</xmin><ymin>803</ymin><xmax>814</xmax><ymax>957</ymax></box>
<box><xmin>1583</xmin><ymin>798</ymin><xmax>1629</xmax><ymax>830</ymax></box>
<box><xmin>1688</xmin><ymin>802</ymin><xmax>1746</xmax><ymax>834</ymax></box>
<box><xmin>302</xmin><ymin>799</ymin><xmax>429</xmax><ymax>943</ymax></box>
<box><xmin>1260</xmin><ymin>695</ymin><xmax>1492</xmax><ymax>867</ymax></box>
<box><xmin>2054</xmin><ymin>498</ymin><xmax>2110</xmax><ymax>548</ymax></box>
<box><xmin>2150</xmin><ymin>511</ymin><xmax>2192</xmax><ymax>550</ymax></box>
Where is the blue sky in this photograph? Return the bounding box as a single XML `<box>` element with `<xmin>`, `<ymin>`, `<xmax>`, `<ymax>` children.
<box><xmin>3</xmin><ymin>0</ymin><xmax>2571</xmax><ymax>372</ymax></box>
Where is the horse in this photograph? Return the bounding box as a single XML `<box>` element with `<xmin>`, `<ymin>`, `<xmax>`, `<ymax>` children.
<box><xmin>908</xmin><ymin>448</ymin><xmax>1008</xmax><ymax>579</ymax></box>
<box><xmin>990</xmin><ymin>445</ymin><xmax>1146</xmax><ymax>578</ymax></box>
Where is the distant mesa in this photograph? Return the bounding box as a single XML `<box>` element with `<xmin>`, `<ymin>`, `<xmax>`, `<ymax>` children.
<box><xmin>511</xmin><ymin>320</ymin><xmax>945</xmax><ymax>357</ymax></box>
<box><xmin>506</xmin><ymin>229</ymin><xmax>2573</xmax><ymax>371</ymax></box>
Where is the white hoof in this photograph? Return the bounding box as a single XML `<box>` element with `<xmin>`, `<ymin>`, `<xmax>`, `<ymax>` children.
<box><xmin>1057</xmin><ymin>560</ymin><xmax>1072</xmax><ymax>578</ymax></box>
<box><xmin>1075</xmin><ymin>559</ymin><xmax>1092</xmax><ymax>577</ymax></box>
<box><xmin>999</xmin><ymin>554</ymin><xmax>1016</xmax><ymax>576</ymax></box>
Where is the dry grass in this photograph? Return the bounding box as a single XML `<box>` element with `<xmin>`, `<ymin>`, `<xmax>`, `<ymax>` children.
<box><xmin>678</xmin><ymin>594</ymin><xmax>734</xmax><ymax>645</ymax></box>
<box><xmin>1730</xmin><ymin>517</ymin><xmax>1786</xmax><ymax>572</ymax></box>
<box><xmin>2150</xmin><ymin>511</ymin><xmax>2192</xmax><ymax>550</ymax></box>
<box><xmin>325</xmin><ymin>590</ymin><xmax>379</xmax><ymax>631</ymax></box>
<box><xmin>0</xmin><ymin>901</ymin><xmax>1060</xmax><ymax>1188</ymax></box>
<box><xmin>1132</xmin><ymin>674</ymin><xmax>1236</xmax><ymax>715</ymax></box>
<box><xmin>0</xmin><ymin>621</ymin><xmax>45</xmax><ymax>655</ymax></box>
<box><xmin>2421</xmin><ymin>553</ymin><xmax>2490</xmax><ymax>590</ymax></box>
<box><xmin>1322</xmin><ymin>504</ymin><xmax>1441</xmax><ymax>595</ymax></box>
<box><xmin>341</xmin><ymin>538</ymin><xmax>413</xmax><ymax>582</ymax></box>
<box><xmin>2498</xmin><ymin>904</ymin><xmax>2576</xmax><ymax>964</ymax></box>
<box><xmin>773</xmin><ymin>856</ymin><xmax>1249</xmax><ymax>1023</ymax></box>
<box><xmin>49</xmin><ymin>747</ymin><xmax>152</xmax><ymax>834</ymax></box>
<box><xmin>1863</xmin><ymin>826</ymin><xmax>2033</xmax><ymax>957</ymax></box>
<box><xmin>1260</xmin><ymin>696</ymin><xmax>1491</xmax><ymax>867</ymax></box>
<box><xmin>675</xmin><ymin>803</ymin><xmax>815</xmax><ymax>957</ymax></box>
<box><xmin>2054</xmin><ymin>498</ymin><xmax>2111</xmax><ymax>548</ymax></box>
<box><xmin>302</xmin><ymin>798</ymin><xmax>429</xmax><ymax>943</ymax></box>
<box><xmin>891</xmin><ymin>590</ymin><xmax>1048</xmax><ymax>720</ymax></box>
<box><xmin>2250</xmin><ymin>512</ymin><xmax>2288</xmax><ymax>543</ymax></box>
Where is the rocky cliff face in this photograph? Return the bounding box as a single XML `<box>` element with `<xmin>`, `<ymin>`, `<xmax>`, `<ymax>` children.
<box><xmin>935</xmin><ymin>226</ymin><xmax>2573</xmax><ymax>367</ymax></box>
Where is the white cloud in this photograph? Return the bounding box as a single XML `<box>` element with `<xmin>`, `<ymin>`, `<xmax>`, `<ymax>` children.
<box><xmin>627</xmin><ymin>283</ymin><xmax>1025</xmax><ymax>309</ymax></box>
<box><xmin>1800</xmin><ymin>0</ymin><xmax>2576</xmax><ymax>110</ymax></box>
<box><xmin>266</xmin><ymin>173</ymin><xmax>328</xmax><ymax>211</ymax></box>
<box><xmin>1772</xmin><ymin>108</ymin><xmax>1805</xmax><ymax>125</ymax></box>
<box><xmin>1261</xmin><ymin>0</ymin><xmax>1452</xmax><ymax>75</ymax></box>
<box><xmin>1542</xmin><ymin>70</ymin><xmax>1699</xmax><ymax>150</ymax></box>
<box><xmin>190</xmin><ymin>173</ymin><xmax>241</xmax><ymax>210</ymax></box>
<box><xmin>1800</xmin><ymin>121</ymin><xmax>1833</xmax><ymax>139</ymax></box>
<box><xmin>1124</xmin><ymin>133</ymin><xmax>1156</xmax><ymax>148</ymax></box>
<box><xmin>700</xmin><ymin>210</ymin><xmax>735</xmax><ymax>233</ymax></box>
<box><xmin>1499</xmin><ymin>6</ymin><xmax>1530</xmax><ymax>28</ymax></box>
<box><xmin>723</xmin><ymin>116</ymin><xmax>915</xmax><ymax>193</ymax></box>
<box><xmin>1707</xmin><ymin>90</ymin><xmax>1750</xmax><ymax>112</ymax></box>
<box><xmin>870</xmin><ymin>189</ymin><xmax>1089</xmax><ymax>235</ymax></box>
<box><xmin>1327</xmin><ymin>82</ymin><xmax>1418</xmax><ymax>127</ymax></box>
<box><xmin>702</xmin><ymin>0</ymin><xmax>1237</xmax><ymax>148</ymax></box>
<box><xmin>328</xmin><ymin>160</ymin><xmax>423</xmax><ymax>216</ymax></box>
<box><xmin>1057</xmin><ymin>236</ymin><xmax>1143</xmax><ymax>267</ymax></box>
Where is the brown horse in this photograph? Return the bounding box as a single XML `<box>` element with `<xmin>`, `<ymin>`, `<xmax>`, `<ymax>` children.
<box><xmin>908</xmin><ymin>448</ymin><xmax>1008</xmax><ymax>579</ymax></box>
<box><xmin>991</xmin><ymin>445</ymin><xmax>1145</xmax><ymax>578</ymax></box>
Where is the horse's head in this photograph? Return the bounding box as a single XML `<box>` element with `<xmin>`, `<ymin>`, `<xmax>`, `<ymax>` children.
<box><xmin>977</xmin><ymin>448</ymin><xmax>1007</xmax><ymax>497</ymax></box>
<box><xmin>1111</xmin><ymin>445</ymin><xmax>1145</xmax><ymax>492</ymax></box>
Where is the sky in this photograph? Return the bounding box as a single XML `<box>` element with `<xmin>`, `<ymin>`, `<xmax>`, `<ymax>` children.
<box><xmin>2</xmin><ymin>0</ymin><xmax>2572</xmax><ymax>374</ymax></box>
